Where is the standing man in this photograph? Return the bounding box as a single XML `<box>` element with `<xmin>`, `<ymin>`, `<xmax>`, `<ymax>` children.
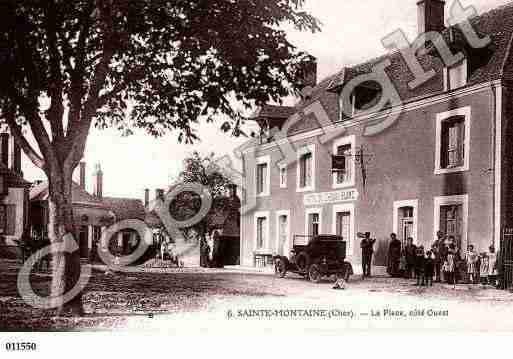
<box><xmin>360</xmin><ymin>232</ymin><xmax>376</xmax><ymax>278</ymax></box>
<box><xmin>387</xmin><ymin>233</ymin><xmax>402</xmax><ymax>277</ymax></box>
<box><xmin>404</xmin><ymin>237</ymin><xmax>417</xmax><ymax>279</ymax></box>
<box><xmin>433</xmin><ymin>231</ymin><xmax>447</xmax><ymax>283</ymax></box>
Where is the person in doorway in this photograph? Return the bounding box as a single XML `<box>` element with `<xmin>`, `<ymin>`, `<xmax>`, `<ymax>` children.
<box><xmin>466</xmin><ymin>244</ymin><xmax>479</xmax><ymax>285</ymax></box>
<box><xmin>433</xmin><ymin>231</ymin><xmax>446</xmax><ymax>283</ymax></box>
<box><xmin>360</xmin><ymin>232</ymin><xmax>376</xmax><ymax>278</ymax></box>
<box><xmin>443</xmin><ymin>242</ymin><xmax>457</xmax><ymax>285</ymax></box>
<box><xmin>415</xmin><ymin>245</ymin><xmax>426</xmax><ymax>286</ymax></box>
<box><xmin>387</xmin><ymin>233</ymin><xmax>402</xmax><ymax>277</ymax></box>
<box><xmin>424</xmin><ymin>250</ymin><xmax>435</xmax><ymax>286</ymax></box>
<box><xmin>404</xmin><ymin>237</ymin><xmax>417</xmax><ymax>279</ymax></box>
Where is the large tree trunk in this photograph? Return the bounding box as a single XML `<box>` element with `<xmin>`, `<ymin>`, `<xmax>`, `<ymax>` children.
<box><xmin>47</xmin><ymin>169</ymin><xmax>84</xmax><ymax>316</ymax></box>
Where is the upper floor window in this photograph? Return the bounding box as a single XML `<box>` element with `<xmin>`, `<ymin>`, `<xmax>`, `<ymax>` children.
<box><xmin>256</xmin><ymin>216</ymin><xmax>267</xmax><ymax>249</ymax></box>
<box><xmin>279</xmin><ymin>165</ymin><xmax>287</xmax><ymax>188</ymax></box>
<box><xmin>442</xmin><ymin>117</ymin><xmax>465</xmax><ymax>168</ymax></box>
<box><xmin>299</xmin><ymin>153</ymin><xmax>312</xmax><ymax>187</ymax></box>
<box><xmin>444</xmin><ymin>59</ymin><xmax>468</xmax><ymax>91</ymax></box>
<box><xmin>435</xmin><ymin>107</ymin><xmax>471</xmax><ymax>174</ymax></box>
<box><xmin>332</xmin><ymin>135</ymin><xmax>356</xmax><ymax>188</ymax></box>
<box><xmin>255</xmin><ymin>155</ymin><xmax>270</xmax><ymax>197</ymax></box>
<box><xmin>297</xmin><ymin>144</ymin><xmax>315</xmax><ymax>192</ymax></box>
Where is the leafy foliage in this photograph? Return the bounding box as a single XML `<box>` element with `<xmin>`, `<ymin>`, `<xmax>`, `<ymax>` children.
<box><xmin>169</xmin><ymin>152</ymin><xmax>235</xmax><ymax>234</ymax></box>
<box><xmin>0</xmin><ymin>0</ymin><xmax>320</xmax><ymax>148</ymax></box>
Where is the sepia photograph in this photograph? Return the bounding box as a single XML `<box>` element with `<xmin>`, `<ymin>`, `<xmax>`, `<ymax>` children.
<box><xmin>2</xmin><ymin>0</ymin><xmax>513</xmax><ymax>347</ymax></box>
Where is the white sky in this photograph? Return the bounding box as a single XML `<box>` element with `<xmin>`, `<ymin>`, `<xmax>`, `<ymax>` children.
<box><xmin>20</xmin><ymin>0</ymin><xmax>511</xmax><ymax>201</ymax></box>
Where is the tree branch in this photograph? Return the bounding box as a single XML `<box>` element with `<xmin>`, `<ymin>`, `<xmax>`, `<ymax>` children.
<box><xmin>65</xmin><ymin>0</ymin><xmax>115</xmax><ymax>169</ymax></box>
<box><xmin>43</xmin><ymin>0</ymin><xmax>65</xmax><ymax>142</ymax></box>
<box><xmin>96</xmin><ymin>67</ymin><xmax>145</xmax><ymax>109</ymax></box>
<box><xmin>2</xmin><ymin>107</ymin><xmax>45</xmax><ymax>170</ymax></box>
<box><xmin>13</xmin><ymin>13</ymin><xmax>55</xmax><ymax>161</ymax></box>
<box><xmin>66</xmin><ymin>0</ymin><xmax>96</xmax><ymax>140</ymax></box>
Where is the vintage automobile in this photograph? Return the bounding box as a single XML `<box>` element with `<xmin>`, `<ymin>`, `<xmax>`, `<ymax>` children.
<box><xmin>273</xmin><ymin>234</ymin><xmax>353</xmax><ymax>283</ymax></box>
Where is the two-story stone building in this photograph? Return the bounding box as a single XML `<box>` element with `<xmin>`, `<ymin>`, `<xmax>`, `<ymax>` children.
<box><xmin>240</xmin><ymin>0</ymin><xmax>513</xmax><ymax>271</ymax></box>
<box><xmin>0</xmin><ymin>131</ymin><xmax>30</xmax><ymax>258</ymax></box>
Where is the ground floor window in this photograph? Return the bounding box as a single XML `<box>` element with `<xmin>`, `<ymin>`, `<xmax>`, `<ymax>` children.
<box><xmin>254</xmin><ymin>211</ymin><xmax>270</xmax><ymax>252</ymax></box>
<box><xmin>332</xmin><ymin>203</ymin><xmax>355</xmax><ymax>255</ymax></box>
<box><xmin>275</xmin><ymin>210</ymin><xmax>290</xmax><ymax>256</ymax></box>
<box><xmin>393</xmin><ymin>200</ymin><xmax>418</xmax><ymax>248</ymax></box>
<box><xmin>305</xmin><ymin>208</ymin><xmax>322</xmax><ymax>237</ymax></box>
<box><xmin>434</xmin><ymin>195</ymin><xmax>468</xmax><ymax>251</ymax></box>
<box><xmin>440</xmin><ymin>204</ymin><xmax>463</xmax><ymax>249</ymax></box>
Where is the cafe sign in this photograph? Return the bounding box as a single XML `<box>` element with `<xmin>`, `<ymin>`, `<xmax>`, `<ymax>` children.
<box><xmin>304</xmin><ymin>189</ymin><xmax>358</xmax><ymax>206</ymax></box>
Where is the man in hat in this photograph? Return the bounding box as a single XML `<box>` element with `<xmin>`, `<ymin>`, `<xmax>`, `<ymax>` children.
<box><xmin>432</xmin><ymin>230</ymin><xmax>447</xmax><ymax>283</ymax></box>
<box><xmin>360</xmin><ymin>232</ymin><xmax>376</xmax><ymax>278</ymax></box>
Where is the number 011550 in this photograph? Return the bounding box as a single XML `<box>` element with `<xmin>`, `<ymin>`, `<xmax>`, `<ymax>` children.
<box><xmin>5</xmin><ymin>342</ymin><xmax>37</xmax><ymax>351</ymax></box>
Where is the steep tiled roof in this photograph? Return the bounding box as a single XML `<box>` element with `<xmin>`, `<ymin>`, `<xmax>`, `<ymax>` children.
<box><xmin>266</xmin><ymin>2</ymin><xmax>513</xmax><ymax>137</ymax></box>
<box><xmin>29</xmin><ymin>181</ymin><xmax>109</xmax><ymax>208</ymax></box>
<box><xmin>250</xmin><ymin>104</ymin><xmax>296</xmax><ymax>119</ymax></box>
<box><xmin>100</xmin><ymin>197</ymin><xmax>146</xmax><ymax>221</ymax></box>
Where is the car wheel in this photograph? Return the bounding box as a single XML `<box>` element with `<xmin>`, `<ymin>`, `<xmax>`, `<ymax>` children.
<box><xmin>295</xmin><ymin>252</ymin><xmax>310</xmax><ymax>273</ymax></box>
<box><xmin>308</xmin><ymin>264</ymin><xmax>322</xmax><ymax>283</ymax></box>
<box><xmin>274</xmin><ymin>258</ymin><xmax>287</xmax><ymax>278</ymax></box>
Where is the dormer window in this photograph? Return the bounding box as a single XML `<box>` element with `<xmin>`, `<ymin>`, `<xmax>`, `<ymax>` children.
<box><xmin>344</xmin><ymin>81</ymin><xmax>382</xmax><ymax>117</ymax></box>
<box><xmin>444</xmin><ymin>58</ymin><xmax>468</xmax><ymax>91</ymax></box>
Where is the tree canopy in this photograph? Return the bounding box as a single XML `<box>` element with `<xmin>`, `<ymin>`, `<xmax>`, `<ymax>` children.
<box><xmin>1</xmin><ymin>0</ymin><xmax>320</xmax><ymax>165</ymax></box>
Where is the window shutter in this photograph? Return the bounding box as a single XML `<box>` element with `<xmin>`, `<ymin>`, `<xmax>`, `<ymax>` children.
<box><xmin>305</xmin><ymin>154</ymin><xmax>312</xmax><ymax>187</ymax></box>
<box><xmin>5</xmin><ymin>204</ymin><xmax>16</xmax><ymax>236</ymax></box>
<box><xmin>441</xmin><ymin>124</ymin><xmax>449</xmax><ymax>168</ymax></box>
<box><xmin>458</xmin><ymin>120</ymin><xmax>465</xmax><ymax>163</ymax></box>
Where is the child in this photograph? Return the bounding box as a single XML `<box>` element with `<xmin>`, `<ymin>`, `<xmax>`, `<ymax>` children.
<box><xmin>424</xmin><ymin>250</ymin><xmax>435</xmax><ymax>286</ymax></box>
<box><xmin>415</xmin><ymin>245</ymin><xmax>425</xmax><ymax>286</ymax></box>
<box><xmin>443</xmin><ymin>243</ymin><xmax>456</xmax><ymax>285</ymax></box>
<box><xmin>466</xmin><ymin>244</ymin><xmax>479</xmax><ymax>284</ymax></box>
<box><xmin>480</xmin><ymin>252</ymin><xmax>489</xmax><ymax>285</ymax></box>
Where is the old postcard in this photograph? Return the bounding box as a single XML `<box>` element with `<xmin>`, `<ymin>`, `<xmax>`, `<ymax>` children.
<box><xmin>2</xmin><ymin>0</ymin><xmax>513</xmax><ymax>349</ymax></box>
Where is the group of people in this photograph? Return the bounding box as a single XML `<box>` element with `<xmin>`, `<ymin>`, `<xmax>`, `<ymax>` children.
<box><xmin>387</xmin><ymin>231</ymin><xmax>499</xmax><ymax>286</ymax></box>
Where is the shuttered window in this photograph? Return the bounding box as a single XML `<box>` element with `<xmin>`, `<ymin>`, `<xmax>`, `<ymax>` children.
<box><xmin>441</xmin><ymin>116</ymin><xmax>465</xmax><ymax>169</ymax></box>
<box><xmin>299</xmin><ymin>152</ymin><xmax>312</xmax><ymax>188</ymax></box>
<box><xmin>256</xmin><ymin>163</ymin><xmax>268</xmax><ymax>195</ymax></box>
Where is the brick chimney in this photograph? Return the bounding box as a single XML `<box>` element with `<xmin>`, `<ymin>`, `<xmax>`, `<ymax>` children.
<box><xmin>297</xmin><ymin>55</ymin><xmax>317</xmax><ymax>92</ymax></box>
<box><xmin>79</xmin><ymin>161</ymin><xmax>86</xmax><ymax>190</ymax></box>
<box><xmin>92</xmin><ymin>163</ymin><xmax>103</xmax><ymax>198</ymax></box>
<box><xmin>417</xmin><ymin>0</ymin><xmax>445</xmax><ymax>35</ymax></box>
<box><xmin>144</xmin><ymin>188</ymin><xmax>150</xmax><ymax>208</ymax></box>
<box><xmin>0</xmin><ymin>133</ymin><xmax>9</xmax><ymax>167</ymax></box>
<box><xmin>155</xmin><ymin>188</ymin><xmax>164</xmax><ymax>201</ymax></box>
<box><xmin>10</xmin><ymin>129</ymin><xmax>22</xmax><ymax>175</ymax></box>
